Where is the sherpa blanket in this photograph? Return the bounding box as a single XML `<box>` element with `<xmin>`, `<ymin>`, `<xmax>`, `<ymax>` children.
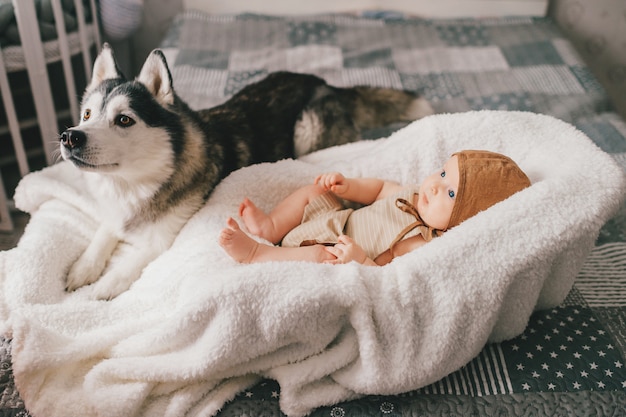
<box><xmin>1</xmin><ymin>111</ymin><xmax>625</xmax><ymax>417</ymax></box>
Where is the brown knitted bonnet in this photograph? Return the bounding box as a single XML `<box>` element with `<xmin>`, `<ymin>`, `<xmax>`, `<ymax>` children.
<box><xmin>446</xmin><ymin>150</ymin><xmax>531</xmax><ymax>230</ymax></box>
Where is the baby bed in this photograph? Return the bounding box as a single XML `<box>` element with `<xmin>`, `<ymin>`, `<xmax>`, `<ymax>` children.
<box><xmin>1</xmin><ymin>1</ymin><xmax>626</xmax><ymax>416</ymax></box>
<box><xmin>0</xmin><ymin>0</ymin><xmax>100</xmax><ymax>232</ymax></box>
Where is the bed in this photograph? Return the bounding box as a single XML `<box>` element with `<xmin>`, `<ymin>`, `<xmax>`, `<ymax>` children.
<box><xmin>1</xmin><ymin>2</ymin><xmax>626</xmax><ymax>417</ymax></box>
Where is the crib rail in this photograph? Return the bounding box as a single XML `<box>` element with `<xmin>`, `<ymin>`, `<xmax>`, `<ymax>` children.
<box><xmin>0</xmin><ymin>0</ymin><xmax>100</xmax><ymax>231</ymax></box>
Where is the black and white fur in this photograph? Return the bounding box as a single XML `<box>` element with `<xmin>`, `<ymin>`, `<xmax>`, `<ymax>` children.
<box><xmin>59</xmin><ymin>43</ymin><xmax>434</xmax><ymax>299</ymax></box>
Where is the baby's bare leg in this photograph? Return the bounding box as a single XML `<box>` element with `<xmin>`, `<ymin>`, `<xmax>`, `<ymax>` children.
<box><xmin>219</xmin><ymin>217</ymin><xmax>261</xmax><ymax>263</ymax></box>
<box><xmin>240</xmin><ymin>184</ymin><xmax>326</xmax><ymax>244</ymax></box>
<box><xmin>238</xmin><ymin>198</ymin><xmax>276</xmax><ymax>242</ymax></box>
<box><xmin>219</xmin><ymin>217</ymin><xmax>336</xmax><ymax>264</ymax></box>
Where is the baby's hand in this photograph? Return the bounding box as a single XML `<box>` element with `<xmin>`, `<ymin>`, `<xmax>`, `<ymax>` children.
<box><xmin>315</xmin><ymin>172</ymin><xmax>348</xmax><ymax>195</ymax></box>
<box><xmin>323</xmin><ymin>235</ymin><xmax>367</xmax><ymax>264</ymax></box>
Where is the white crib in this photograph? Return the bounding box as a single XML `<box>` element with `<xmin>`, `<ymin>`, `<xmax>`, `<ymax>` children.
<box><xmin>0</xmin><ymin>0</ymin><xmax>100</xmax><ymax>231</ymax></box>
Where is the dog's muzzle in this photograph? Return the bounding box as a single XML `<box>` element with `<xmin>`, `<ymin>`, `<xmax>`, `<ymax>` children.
<box><xmin>60</xmin><ymin>129</ymin><xmax>86</xmax><ymax>150</ymax></box>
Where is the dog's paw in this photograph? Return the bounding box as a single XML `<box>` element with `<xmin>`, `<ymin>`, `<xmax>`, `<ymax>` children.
<box><xmin>88</xmin><ymin>269</ymin><xmax>137</xmax><ymax>300</ymax></box>
<box><xmin>66</xmin><ymin>255</ymin><xmax>106</xmax><ymax>292</ymax></box>
<box><xmin>89</xmin><ymin>283</ymin><xmax>127</xmax><ymax>301</ymax></box>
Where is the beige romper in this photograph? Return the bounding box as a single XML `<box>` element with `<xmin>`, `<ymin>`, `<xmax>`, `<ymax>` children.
<box><xmin>281</xmin><ymin>186</ymin><xmax>438</xmax><ymax>260</ymax></box>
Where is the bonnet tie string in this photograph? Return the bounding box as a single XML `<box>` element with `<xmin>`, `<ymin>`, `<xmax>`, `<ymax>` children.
<box><xmin>388</xmin><ymin>196</ymin><xmax>437</xmax><ymax>257</ymax></box>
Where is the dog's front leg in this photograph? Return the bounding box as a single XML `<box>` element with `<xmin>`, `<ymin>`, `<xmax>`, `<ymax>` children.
<box><xmin>86</xmin><ymin>211</ymin><xmax>189</xmax><ymax>300</ymax></box>
<box><xmin>88</xmin><ymin>245</ymin><xmax>160</xmax><ymax>300</ymax></box>
<box><xmin>66</xmin><ymin>224</ymin><xmax>119</xmax><ymax>291</ymax></box>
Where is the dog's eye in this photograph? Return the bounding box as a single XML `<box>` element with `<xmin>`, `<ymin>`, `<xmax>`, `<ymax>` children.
<box><xmin>82</xmin><ymin>109</ymin><xmax>91</xmax><ymax>121</ymax></box>
<box><xmin>116</xmin><ymin>115</ymin><xmax>135</xmax><ymax>127</ymax></box>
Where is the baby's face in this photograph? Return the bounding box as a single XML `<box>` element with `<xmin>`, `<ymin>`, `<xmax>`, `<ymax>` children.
<box><xmin>417</xmin><ymin>155</ymin><xmax>459</xmax><ymax>230</ymax></box>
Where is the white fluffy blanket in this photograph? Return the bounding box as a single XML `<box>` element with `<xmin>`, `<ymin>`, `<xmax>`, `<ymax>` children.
<box><xmin>1</xmin><ymin>111</ymin><xmax>625</xmax><ymax>417</ymax></box>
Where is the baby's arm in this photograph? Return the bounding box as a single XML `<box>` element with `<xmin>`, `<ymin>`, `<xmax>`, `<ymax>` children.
<box><xmin>324</xmin><ymin>235</ymin><xmax>378</xmax><ymax>266</ymax></box>
<box><xmin>326</xmin><ymin>234</ymin><xmax>429</xmax><ymax>266</ymax></box>
<box><xmin>390</xmin><ymin>235</ymin><xmax>428</xmax><ymax>258</ymax></box>
<box><xmin>366</xmin><ymin>235</ymin><xmax>429</xmax><ymax>266</ymax></box>
<box><xmin>315</xmin><ymin>173</ymin><xmax>404</xmax><ymax>204</ymax></box>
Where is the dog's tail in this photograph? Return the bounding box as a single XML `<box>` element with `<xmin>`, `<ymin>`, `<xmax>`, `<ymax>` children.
<box><xmin>294</xmin><ymin>84</ymin><xmax>433</xmax><ymax>156</ymax></box>
<box><xmin>351</xmin><ymin>86</ymin><xmax>434</xmax><ymax>128</ymax></box>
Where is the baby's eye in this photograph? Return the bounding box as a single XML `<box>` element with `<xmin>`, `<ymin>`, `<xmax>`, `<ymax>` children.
<box><xmin>82</xmin><ymin>109</ymin><xmax>91</xmax><ymax>121</ymax></box>
<box><xmin>448</xmin><ymin>190</ymin><xmax>455</xmax><ymax>198</ymax></box>
<box><xmin>440</xmin><ymin>170</ymin><xmax>446</xmax><ymax>178</ymax></box>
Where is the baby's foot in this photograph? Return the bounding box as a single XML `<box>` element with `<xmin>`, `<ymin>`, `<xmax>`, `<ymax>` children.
<box><xmin>219</xmin><ymin>217</ymin><xmax>259</xmax><ymax>263</ymax></box>
<box><xmin>239</xmin><ymin>198</ymin><xmax>278</xmax><ymax>242</ymax></box>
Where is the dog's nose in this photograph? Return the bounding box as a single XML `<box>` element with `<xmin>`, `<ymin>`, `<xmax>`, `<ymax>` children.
<box><xmin>60</xmin><ymin>130</ymin><xmax>86</xmax><ymax>149</ymax></box>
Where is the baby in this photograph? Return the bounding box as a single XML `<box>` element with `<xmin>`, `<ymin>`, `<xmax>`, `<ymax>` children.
<box><xmin>219</xmin><ymin>150</ymin><xmax>531</xmax><ymax>265</ymax></box>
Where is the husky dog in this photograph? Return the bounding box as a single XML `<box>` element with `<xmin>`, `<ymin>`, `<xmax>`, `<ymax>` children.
<box><xmin>59</xmin><ymin>43</ymin><xmax>433</xmax><ymax>299</ymax></box>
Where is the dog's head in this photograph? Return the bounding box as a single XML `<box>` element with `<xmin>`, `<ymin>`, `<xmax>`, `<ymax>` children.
<box><xmin>60</xmin><ymin>43</ymin><xmax>184</xmax><ymax>183</ymax></box>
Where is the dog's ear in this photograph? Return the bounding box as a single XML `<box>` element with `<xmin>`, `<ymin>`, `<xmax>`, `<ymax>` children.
<box><xmin>86</xmin><ymin>43</ymin><xmax>124</xmax><ymax>93</ymax></box>
<box><xmin>136</xmin><ymin>49</ymin><xmax>175</xmax><ymax>106</ymax></box>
